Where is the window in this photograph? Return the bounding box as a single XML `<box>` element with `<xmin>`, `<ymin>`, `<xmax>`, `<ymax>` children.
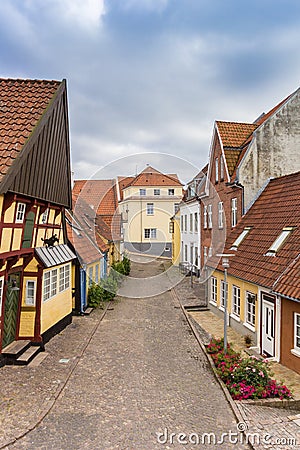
<box><xmin>144</xmin><ymin>228</ymin><xmax>156</xmax><ymax>239</ymax></box>
<box><xmin>88</xmin><ymin>266</ymin><xmax>93</xmax><ymax>286</ymax></box>
<box><xmin>169</xmin><ymin>221</ymin><xmax>174</xmax><ymax>233</ymax></box>
<box><xmin>203</xmin><ymin>246</ymin><xmax>207</xmax><ymax>261</ymax></box>
<box><xmin>41</xmin><ymin>208</ymin><xmax>49</xmax><ymax>224</ymax></box>
<box><xmin>25</xmin><ymin>280</ymin><xmax>36</xmax><ymax>306</ymax></box>
<box><xmin>16</xmin><ymin>202</ymin><xmax>26</xmax><ymax>223</ymax></box>
<box><xmin>194</xmin><ymin>246</ymin><xmax>198</xmax><ymax>267</ymax></box>
<box><xmin>146</xmin><ymin>203</ymin><xmax>154</xmax><ymax>215</ymax></box>
<box><xmin>208</xmin><ymin>204</ymin><xmax>212</xmax><ymax>229</ymax></box>
<box><xmin>203</xmin><ymin>206</ymin><xmax>207</xmax><ymax>229</ymax></box>
<box><xmin>154</xmin><ymin>189</ymin><xmax>160</xmax><ymax>196</ymax></box>
<box><xmin>211</xmin><ymin>277</ymin><xmax>217</xmax><ymax>304</ymax></box>
<box><xmin>43</xmin><ymin>269</ymin><xmax>58</xmax><ymax>301</ymax></box>
<box><xmin>174</xmin><ymin>203</ymin><xmax>180</xmax><ymax>214</ymax></box>
<box><xmin>208</xmin><ymin>246</ymin><xmax>212</xmax><ymax>257</ymax></box>
<box><xmin>218</xmin><ymin>202</ymin><xmax>224</xmax><ymax>229</ymax></box>
<box><xmin>221</xmin><ymin>281</ymin><xmax>228</xmax><ymax>308</ymax></box>
<box><xmin>190</xmin><ymin>244</ymin><xmax>194</xmax><ymax>264</ymax></box>
<box><xmin>220</xmin><ymin>155</ymin><xmax>224</xmax><ymax>180</ymax></box>
<box><xmin>184</xmin><ymin>215</ymin><xmax>187</xmax><ymax>232</ymax></box>
<box><xmin>215</xmin><ymin>158</ymin><xmax>219</xmax><ymax>183</ymax></box>
<box><xmin>139</xmin><ymin>189</ymin><xmax>146</xmax><ymax>196</ymax></box>
<box><xmin>230</xmin><ymin>227</ymin><xmax>251</xmax><ymax>250</ymax></box>
<box><xmin>246</xmin><ymin>292</ymin><xmax>256</xmax><ymax>327</ymax></box>
<box><xmin>190</xmin><ymin>213</ymin><xmax>193</xmax><ymax>232</ymax></box>
<box><xmin>184</xmin><ymin>244</ymin><xmax>188</xmax><ymax>261</ymax></box>
<box><xmin>95</xmin><ymin>264</ymin><xmax>99</xmax><ymax>283</ymax></box>
<box><xmin>232</xmin><ymin>286</ymin><xmax>241</xmax><ymax>317</ymax></box>
<box><xmin>59</xmin><ymin>264</ymin><xmax>70</xmax><ymax>292</ymax></box>
<box><xmin>265</xmin><ymin>227</ymin><xmax>294</xmax><ymax>256</ymax></box>
<box><xmin>231</xmin><ymin>198</ymin><xmax>237</xmax><ymax>228</ymax></box>
<box><xmin>294</xmin><ymin>313</ymin><xmax>300</xmax><ymax>352</ymax></box>
<box><xmin>181</xmin><ymin>216</ymin><xmax>184</xmax><ymax>232</ymax></box>
<box><xmin>194</xmin><ymin>212</ymin><xmax>198</xmax><ymax>232</ymax></box>
<box><xmin>168</xmin><ymin>189</ymin><xmax>175</xmax><ymax>196</ymax></box>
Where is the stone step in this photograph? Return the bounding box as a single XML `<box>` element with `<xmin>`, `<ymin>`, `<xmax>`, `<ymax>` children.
<box><xmin>2</xmin><ymin>340</ymin><xmax>31</xmax><ymax>358</ymax></box>
<box><xmin>15</xmin><ymin>346</ymin><xmax>41</xmax><ymax>365</ymax></box>
<box><xmin>84</xmin><ymin>307</ymin><xmax>94</xmax><ymax>315</ymax></box>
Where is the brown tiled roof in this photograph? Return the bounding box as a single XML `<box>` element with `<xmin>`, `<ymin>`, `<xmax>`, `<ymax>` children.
<box><xmin>65</xmin><ymin>209</ymin><xmax>105</xmax><ymax>266</ymax></box>
<box><xmin>0</xmin><ymin>78</ymin><xmax>61</xmax><ymax>183</ymax></box>
<box><xmin>273</xmin><ymin>255</ymin><xmax>300</xmax><ymax>301</ymax></box>
<box><xmin>216</xmin><ymin>171</ymin><xmax>300</xmax><ymax>299</ymax></box>
<box><xmin>73</xmin><ymin>179</ymin><xmax>118</xmax><ymax>216</ymax></box>
<box><xmin>117</xmin><ymin>176</ymin><xmax>135</xmax><ymax>201</ymax></box>
<box><xmin>224</xmin><ymin>149</ymin><xmax>243</xmax><ymax>176</ymax></box>
<box><xmin>126</xmin><ymin>166</ymin><xmax>182</xmax><ymax>187</ymax></box>
<box><xmin>216</xmin><ymin>121</ymin><xmax>257</xmax><ymax>148</ymax></box>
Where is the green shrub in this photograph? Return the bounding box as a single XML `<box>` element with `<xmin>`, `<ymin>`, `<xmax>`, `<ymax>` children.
<box><xmin>87</xmin><ymin>282</ymin><xmax>103</xmax><ymax>308</ymax></box>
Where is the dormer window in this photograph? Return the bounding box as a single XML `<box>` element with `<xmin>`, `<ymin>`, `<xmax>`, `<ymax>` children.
<box><xmin>230</xmin><ymin>227</ymin><xmax>252</xmax><ymax>250</ymax></box>
<box><xmin>265</xmin><ymin>227</ymin><xmax>294</xmax><ymax>256</ymax></box>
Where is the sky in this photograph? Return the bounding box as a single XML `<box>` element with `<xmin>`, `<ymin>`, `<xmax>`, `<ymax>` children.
<box><xmin>1</xmin><ymin>0</ymin><xmax>300</xmax><ymax>183</ymax></box>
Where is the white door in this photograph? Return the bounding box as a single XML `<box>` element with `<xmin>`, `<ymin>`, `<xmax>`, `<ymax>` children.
<box><xmin>262</xmin><ymin>299</ymin><xmax>275</xmax><ymax>357</ymax></box>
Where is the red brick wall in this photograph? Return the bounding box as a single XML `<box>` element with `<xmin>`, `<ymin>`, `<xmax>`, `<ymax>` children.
<box><xmin>280</xmin><ymin>298</ymin><xmax>300</xmax><ymax>374</ymax></box>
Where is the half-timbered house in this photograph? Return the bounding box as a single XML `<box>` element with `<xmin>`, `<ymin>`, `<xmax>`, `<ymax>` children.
<box><xmin>0</xmin><ymin>78</ymin><xmax>74</xmax><ymax>364</ymax></box>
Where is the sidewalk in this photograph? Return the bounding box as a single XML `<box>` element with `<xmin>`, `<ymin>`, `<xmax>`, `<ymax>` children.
<box><xmin>173</xmin><ymin>275</ymin><xmax>300</xmax><ymax>449</ymax></box>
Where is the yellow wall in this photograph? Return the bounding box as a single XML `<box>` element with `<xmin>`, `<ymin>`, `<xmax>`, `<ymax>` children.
<box><xmin>123</xmin><ymin>185</ymin><xmax>182</xmax><ymax>199</ymax></box>
<box><xmin>1</xmin><ymin>228</ymin><xmax>12</xmax><ymax>252</ymax></box>
<box><xmin>4</xmin><ymin>203</ymin><xmax>15</xmax><ymax>222</ymax></box>
<box><xmin>211</xmin><ymin>270</ymin><xmax>259</xmax><ymax>331</ymax></box>
<box><xmin>171</xmin><ymin>213</ymin><xmax>181</xmax><ymax>265</ymax></box>
<box><xmin>41</xmin><ymin>263</ymin><xmax>72</xmax><ymax>334</ymax></box>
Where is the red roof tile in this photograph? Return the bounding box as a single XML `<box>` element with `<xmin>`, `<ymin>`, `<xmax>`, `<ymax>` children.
<box><xmin>216</xmin><ymin>121</ymin><xmax>257</xmax><ymax>148</ymax></box>
<box><xmin>0</xmin><ymin>78</ymin><xmax>61</xmax><ymax>183</ymax></box>
<box><xmin>73</xmin><ymin>179</ymin><xmax>118</xmax><ymax>216</ymax></box>
<box><xmin>214</xmin><ymin>171</ymin><xmax>300</xmax><ymax>299</ymax></box>
<box><xmin>124</xmin><ymin>166</ymin><xmax>183</xmax><ymax>187</ymax></box>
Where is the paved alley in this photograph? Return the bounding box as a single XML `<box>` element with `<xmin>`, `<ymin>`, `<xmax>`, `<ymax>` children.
<box><xmin>3</xmin><ymin>260</ymin><xmax>250</xmax><ymax>449</ymax></box>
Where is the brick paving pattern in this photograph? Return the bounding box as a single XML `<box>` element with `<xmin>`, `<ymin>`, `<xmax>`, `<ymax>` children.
<box><xmin>2</xmin><ymin>260</ymin><xmax>250</xmax><ymax>449</ymax></box>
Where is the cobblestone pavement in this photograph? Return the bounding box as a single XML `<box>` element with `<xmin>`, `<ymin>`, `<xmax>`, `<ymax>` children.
<box><xmin>175</xmin><ymin>277</ymin><xmax>300</xmax><ymax>449</ymax></box>
<box><xmin>3</xmin><ymin>260</ymin><xmax>251</xmax><ymax>449</ymax></box>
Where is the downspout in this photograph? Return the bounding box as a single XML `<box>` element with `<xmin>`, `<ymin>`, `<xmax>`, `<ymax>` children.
<box><xmin>34</xmin><ymin>265</ymin><xmax>44</xmax><ymax>348</ymax></box>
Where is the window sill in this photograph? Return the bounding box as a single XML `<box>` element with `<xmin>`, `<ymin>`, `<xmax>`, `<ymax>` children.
<box><xmin>230</xmin><ymin>313</ymin><xmax>241</xmax><ymax>322</ymax></box>
<box><xmin>243</xmin><ymin>322</ymin><xmax>256</xmax><ymax>333</ymax></box>
<box><xmin>209</xmin><ymin>300</ymin><xmax>217</xmax><ymax>307</ymax></box>
<box><xmin>291</xmin><ymin>349</ymin><xmax>300</xmax><ymax>358</ymax></box>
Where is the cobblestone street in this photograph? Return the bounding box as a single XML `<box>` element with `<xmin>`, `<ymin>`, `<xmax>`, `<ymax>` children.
<box><xmin>1</xmin><ymin>259</ymin><xmax>250</xmax><ymax>449</ymax></box>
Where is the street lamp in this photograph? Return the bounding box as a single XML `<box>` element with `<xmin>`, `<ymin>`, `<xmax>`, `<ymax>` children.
<box><xmin>217</xmin><ymin>253</ymin><xmax>234</xmax><ymax>354</ymax></box>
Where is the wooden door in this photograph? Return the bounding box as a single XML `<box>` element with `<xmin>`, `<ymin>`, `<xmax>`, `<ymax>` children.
<box><xmin>262</xmin><ymin>299</ymin><xmax>275</xmax><ymax>357</ymax></box>
<box><xmin>3</xmin><ymin>273</ymin><xmax>20</xmax><ymax>348</ymax></box>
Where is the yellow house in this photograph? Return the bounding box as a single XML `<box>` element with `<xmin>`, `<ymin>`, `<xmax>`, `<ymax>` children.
<box><xmin>0</xmin><ymin>78</ymin><xmax>74</xmax><ymax>364</ymax></box>
<box><xmin>118</xmin><ymin>166</ymin><xmax>183</xmax><ymax>258</ymax></box>
<box><xmin>170</xmin><ymin>209</ymin><xmax>181</xmax><ymax>266</ymax></box>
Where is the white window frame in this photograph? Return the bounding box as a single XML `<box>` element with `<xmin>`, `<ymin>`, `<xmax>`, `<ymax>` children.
<box><xmin>25</xmin><ymin>280</ymin><xmax>36</xmax><ymax>306</ymax></box>
<box><xmin>266</xmin><ymin>227</ymin><xmax>294</xmax><ymax>256</ymax></box>
<box><xmin>59</xmin><ymin>264</ymin><xmax>70</xmax><ymax>292</ymax></box>
<box><xmin>184</xmin><ymin>244</ymin><xmax>188</xmax><ymax>261</ymax></box>
<box><xmin>245</xmin><ymin>291</ymin><xmax>256</xmax><ymax>328</ymax></box>
<box><xmin>218</xmin><ymin>202</ymin><xmax>224</xmax><ymax>229</ymax></box>
<box><xmin>208</xmin><ymin>204</ymin><xmax>212</xmax><ymax>229</ymax></box>
<box><xmin>194</xmin><ymin>212</ymin><xmax>198</xmax><ymax>232</ymax></box>
<box><xmin>231</xmin><ymin>198</ymin><xmax>237</xmax><ymax>228</ymax></box>
<box><xmin>95</xmin><ymin>264</ymin><xmax>99</xmax><ymax>283</ymax></box>
<box><xmin>43</xmin><ymin>269</ymin><xmax>58</xmax><ymax>302</ymax></box>
<box><xmin>190</xmin><ymin>213</ymin><xmax>193</xmax><ymax>232</ymax></box>
<box><xmin>139</xmin><ymin>189</ymin><xmax>146</xmax><ymax>196</ymax></box>
<box><xmin>211</xmin><ymin>277</ymin><xmax>217</xmax><ymax>304</ymax></box>
<box><xmin>215</xmin><ymin>158</ymin><xmax>219</xmax><ymax>183</ymax></box>
<box><xmin>230</xmin><ymin>227</ymin><xmax>251</xmax><ymax>250</ymax></box>
<box><xmin>144</xmin><ymin>228</ymin><xmax>157</xmax><ymax>239</ymax></box>
<box><xmin>16</xmin><ymin>202</ymin><xmax>26</xmax><ymax>223</ymax></box>
<box><xmin>220</xmin><ymin>281</ymin><xmax>228</xmax><ymax>309</ymax></box>
<box><xmin>181</xmin><ymin>216</ymin><xmax>184</xmax><ymax>232</ymax></box>
<box><xmin>146</xmin><ymin>203</ymin><xmax>154</xmax><ymax>215</ymax></box>
<box><xmin>293</xmin><ymin>313</ymin><xmax>300</xmax><ymax>354</ymax></box>
<box><xmin>184</xmin><ymin>215</ymin><xmax>187</xmax><ymax>232</ymax></box>
<box><xmin>232</xmin><ymin>285</ymin><xmax>241</xmax><ymax>317</ymax></box>
<box><xmin>168</xmin><ymin>189</ymin><xmax>175</xmax><ymax>196</ymax></box>
<box><xmin>41</xmin><ymin>208</ymin><xmax>49</xmax><ymax>224</ymax></box>
<box><xmin>154</xmin><ymin>189</ymin><xmax>160</xmax><ymax>196</ymax></box>
<box><xmin>203</xmin><ymin>205</ymin><xmax>207</xmax><ymax>229</ymax></box>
